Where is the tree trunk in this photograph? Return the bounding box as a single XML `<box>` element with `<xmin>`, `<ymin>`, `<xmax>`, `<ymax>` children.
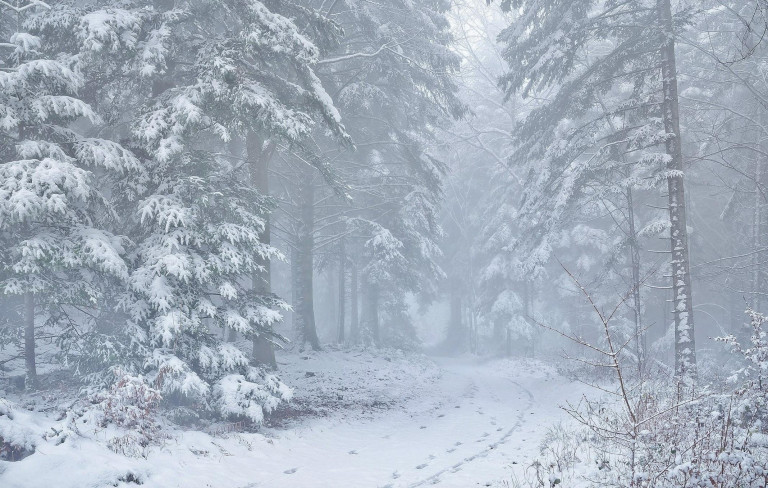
<box><xmin>296</xmin><ymin>172</ymin><xmax>321</xmax><ymax>350</ymax></box>
<box><xmin>363</xmin><ymin>282</ymin><xmax>380</xmax><ymax>346</ymax></box>
<box><xmin>626</xmin><ymin>187</ymin><xmax>644</xmax><ymax>376</ymax></box>
<box><xmin>247</xmin><ymin>131</ymin><xmax>277</xmax><ymax>368</ymax></box>
<box><xmin>751</xmin><ymin>156</ymin><xmax>764</xmax><ymax>311</ymax></box>
<box><xmin>337</xmin><ymin>239</ymin><xmax>346</xmax><ymax>344</ymax></box>
<box><xmin>24</xmin><ymin>292</ymin><xmax>37</xmax><ymax>390</ymax></box>
<box><xmin>448</xmin><ymin>279</ymin><xmax>463</xmax><ymax>351</ymax></box>
<box><xmin>291</xmin><ymin>245</ymin><xmax>299</xmax><ymax>334</ymax></box>
<box><xmin>658</xmin><ymin>0</ymin><xmax>697</xmax><ymax>382</ymax></box>
<box><xmin>350</xmin><ymin>262</ymin><xmax>359</xmax><ymax>344</ymax></box>
<box><xmin>523</xmin><ymin>280</ymin><xmax>534</xmax><ymax>358</ymax></box>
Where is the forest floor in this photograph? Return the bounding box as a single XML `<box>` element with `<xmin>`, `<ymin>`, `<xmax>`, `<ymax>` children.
<box><xmin>0</xmin><ymin>349</ymin><xmax>588</xmax><ymax>488</ymax></box>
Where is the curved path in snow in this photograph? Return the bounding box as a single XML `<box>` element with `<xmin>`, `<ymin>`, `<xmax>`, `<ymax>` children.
<box><xmin>0</xmin><ymin>355</ymin><xmax>584</xmax><ymax>488</ymax></box>
<box><xmin>249</xmin><ymin>357</ymin><xmax>578</xmax><ymax>488</ymax></box>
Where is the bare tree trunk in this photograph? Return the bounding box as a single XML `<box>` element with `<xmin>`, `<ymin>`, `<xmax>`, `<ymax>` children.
<box><xmin>291</xmin><ymin>245</ymin><xmax>299</xmax><ymax>334</ymax></box>
<box><xmin>247</xmin><ymin>131</ymin><xmax>278</xmax><ymax>368</ymax></box>
<box><xmin>24</xmin><ymin>292</ymin><xmax>37</xmax><ymax>390</ymax></box>
<box><xmin>523</xmin><ymin>280</ymin><xmax>534</xmax><ymax>358</ymax></box>
<box><xmin>363</xmin><ymin>282</ymin><xmax>379</xmax><ymax>346</ymax></box>
<box><xmin>752</xmin><ymin>157</ymin><xmax>764</xmax><ymax>311</ymax></box>
<box><xmin>337</xmin><ymin>239</ymin><xmax>346</xmax><ymax>344</ymax></box>
<box><xmin>350</xmin><ymin>262</ymin><xmax>359</xmax><ymax>344</ymax></box>
<box><xmin>658</xmin><ymin>0</ymin><xmax>697</xmax><ymax>382</ymax></box>
<box><xmin>601</xmin><ymin>108</ymin><xmax>645</xmax><ymax>375</ymax></box>
<box><xmin>626</xmin><ymin>188</ymin><xmax>644</xmax><ymax>375</ymax></box>
<box><xmin>296</xmin><ymin>172</ymin><xmax>321</xmax><ymax>350</ymax></box>
<box><xmin>447</xmin><ymin>279</ymin><xmax>463</xmax><ymax>351</ymax></box>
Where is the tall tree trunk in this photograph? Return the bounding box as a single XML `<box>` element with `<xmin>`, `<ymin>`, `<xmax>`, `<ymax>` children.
<box><xmin>247</xmin><ymin>131</ymin><xmax>277</xmax><ymax>368</ymax></box>
<box><xmin>448</xmin><ymin>279</ymin><xmax>463</xmax><ymax>351</ymax></box>
<box><xmin>751</xmin><ymin>157</ymin><xmax>764</xmax><ymax>311</ymax></box>
<box><xmin>601</xmin><ymin>100</ymin><xmax>645</xmax><ymax>375</ymax></box>
<box><xmin>337</xmin><ymin>239</ymin><xmax>346</xmax><ymax>344</ymax></box>
<box><xmin>363</xmin><ymin>282</ymin><xmax>380</xmax><ymax>346</ymax></box>
<box><xmin>350</xmin><ymin>262</ymin><xmax>359</xmax><ymax>344</ymax></box>
<box><xmin>291</xmin><ymin>245</ymin><xmax>299</xmax><ymax>334</ymax></box>
<box><xmin>658</xmin><ymin>0</ymin><xmax>697</xmax><ymax>381</ymax></box>
<box><xmin>296</xmin><ymin>173</ymin><xmax>321</xmax><ymax>350</ymax></box>
<box><xmin>523</xmin><ymin>279</ymin><xmax>534</xmax><ymax>358</ymax></box>
<box><xmin>24</xmin><ymin>292</ymin><xmax>37</xmax><ymax>390</ymax></box>
<box><xmin>626</xmin><ymin>187</ymin><xmax>644</xmax><ymax>375</ymax></box>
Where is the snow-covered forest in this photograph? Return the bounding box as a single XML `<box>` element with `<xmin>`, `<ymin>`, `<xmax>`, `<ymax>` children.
<box><xmin>2</xmin><ymin>0</ymin><xmax>768</xmax><ymax>486</ymax></box>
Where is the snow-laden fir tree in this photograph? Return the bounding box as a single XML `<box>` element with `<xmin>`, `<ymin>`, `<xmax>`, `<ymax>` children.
<box><xmin>494</xmin><ymin>0</ymin><xmax>699</xmax><ymax>381</ymax></box>
<box><xmin>27</xmin><ymin>0</ymin><xmax>350</xmax><ymax>421</ymax></box>
<box><xmin>295</xmin><ymin>0</ymin><xmax>464</xmax><ymax>348</ymax></box>
<box><xmin>0</xmin><ymin>0</ymin><xmax>138</xmax><ymax>390</ymax></box>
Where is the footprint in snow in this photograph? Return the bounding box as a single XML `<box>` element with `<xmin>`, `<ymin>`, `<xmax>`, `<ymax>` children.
<box><xmin>482</xmin><ymin>432</ymin><xmax>490</xmax><ymax>437</ymax></box>
<box><xmin>284</xmin><ymin>468</ymin><xmax>298</xmax><ymax>475</ymax></box>
<box><xmin>416</xmin><ymin>463</ymin><xmax>428</xmax><ymax>469</ymax></box>
<box><xmin>437</xmin><ymin>413</ymin><xmax>445</xmax><ymax>418</ymax></box>
<box><xmin>420</xmin><ymin>426</ymin><xmax>427</xmax><ymax>429</ymax></box>
<box><xmin>348</xmin><ymin>450</ymin><xmax>358</xmax><ymax>455</ymax></box>
<box><xmin>496</xmin><ymin>427</ymin><xmax>503</xmax><ymax>432</ymax></box>
<box><xmin>429</xmin><ymin>454</ymin><xmax>436</xmax><ymax>460</ymax></box>
<box><xmin>455</xmin><ymin>441</ymin><xmax>463</xmax><ymax>446</ymax></box>
<box><xmin>447</xmin><ymin>448</ymin><xmax>456</xmax><ymax>453</ymax></box>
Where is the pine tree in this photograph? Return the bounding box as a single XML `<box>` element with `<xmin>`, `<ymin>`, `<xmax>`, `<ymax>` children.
<box><xmin>0</xmin><ymin>0</ymin><xmax>138</xmax><ymax>390</ymax></box>
<box><xmin>297</xmin><ymin>0</ymin><xmax>464</xmax><ymax>348</ymax></box>
<box><xmin>494</xmin><ymin>0</ymin><xmax>699</xmax><ymax>380</ymax></box>
<box><xmin>26</xmin><ymin>0</ymin><xmax>351</xmax><ymax>419</ymax></box>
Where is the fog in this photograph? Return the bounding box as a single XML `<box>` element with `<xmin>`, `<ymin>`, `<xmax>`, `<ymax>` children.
<box><xmin>1</xmin><ymin>0</ymin><xmax>768</xmax><ymax>487</ymax></box>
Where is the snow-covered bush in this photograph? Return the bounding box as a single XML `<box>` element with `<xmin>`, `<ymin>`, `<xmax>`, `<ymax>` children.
<box><xmin>519</xmin><ymin>308</ymin><xmax>768</xmax><ymax>487</ymax></box>
<box><xmin>90</xmin><ymin>371</ymin><xmax>163</xmax><ymax>457</ymax></box>
<box><xmin>213</xmin><ymin>368</ymin><xmax>292</xmax><ymax>423</ymax></box>
<box><xmin>0</xmin><ymin>399</ymin><xmax>38</xmax><ymax>461</ymax></box>
<box><xmin>716</xmin><ymin>308</ymin><xmax>768</xmax><ymax>428</ymax></box>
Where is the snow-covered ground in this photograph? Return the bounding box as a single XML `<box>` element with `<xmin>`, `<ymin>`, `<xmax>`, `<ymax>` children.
<box><xmin>0</xmin><ymin>351</ymin><xmax>588</xmax><ymax>488</ymax></box>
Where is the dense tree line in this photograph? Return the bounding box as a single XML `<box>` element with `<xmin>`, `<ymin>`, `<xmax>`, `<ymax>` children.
<box><xmin>441</xmin><ymin>0</ymin><xmax>768</xmax><ymax>387</ymax></box>
<box><xmin>0</xmin><ymin>0</ymin><xmax>460</xmax><ymax>422</ymax></box>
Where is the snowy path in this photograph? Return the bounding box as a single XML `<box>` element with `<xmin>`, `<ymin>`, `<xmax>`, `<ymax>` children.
<box><xmin>0</xmin><ymin>356</ymin><xmax>583</xmax><ymax>488</ymax></box>
<box><xmin>227</xmin><ymin>357</ymin><xmax>579</xmax><ymax>488</ymax></box>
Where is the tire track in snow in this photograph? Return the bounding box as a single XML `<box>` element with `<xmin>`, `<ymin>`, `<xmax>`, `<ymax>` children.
<box><xmin>403</xmin><ymin>378</ymin><xmax>534</xmax><ymax>488</ymax></box>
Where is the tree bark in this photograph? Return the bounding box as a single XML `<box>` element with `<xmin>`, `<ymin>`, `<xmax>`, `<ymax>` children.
<box><xmin>626</xmin><ymin>187</ymin><xmax>644</xmax><ymax>376</ymax></box>
<box><xmin>291</xmin><ymin>245</ymin><xmax>299</xmax><ymax>333</ymax></box>
<box><xmin>24</xmin><ymin>292</ymin><xmax>37</xmax><ymax>390</ymax></box>
<box><xmin>350</xmin><ymin>261</ymin><xmax>359</xmax><ymax>344</ymax></box>
<box><xmin>751</xmin><ymin>156</ymin><xmax>764</xmax><ymax>311</ymax></box>
<box><xmin>658</xmin><ymin>0</ymin><xmax>697</xmax><ymax>382</ymax></box>
<box><xmin>448</xmin><ymin>279</ymin><xmax>464</xmax><ymax>351</ymax></box>
<box><xmin>523</xmin><ymin>279</ymin><xmax>534</xmax><ymax>358</ymax></box>
<box><xmin>505</xmin><ymin>325</ymin><xmax>512</xmax><ymax>358</ymax></box>
<box><xmin>363</xmin><ymin>282</ymin><xmax>380</xmax><ymax>346</ymax></box>
<box><xmin>337</xmin><ymin>238</ymin><xmax>346</xmax><ymax>344</ymax></box>
<box><xmin>296</xmin><ymin>171</ymin><xmax>321</xmax><ymax>350</ymax></box>
<box><xmin>247</xmin><ymin>131</ymin><xmax>278</xmax><ymax>368</ymax></box>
